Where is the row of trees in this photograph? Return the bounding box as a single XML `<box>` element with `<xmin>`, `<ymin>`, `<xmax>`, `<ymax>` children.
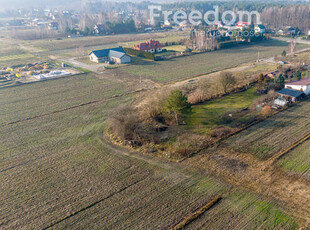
<box><xmin>261</xmin><ymin>5</ymin><xmax>310</xmax><ymax>32</ymax></box>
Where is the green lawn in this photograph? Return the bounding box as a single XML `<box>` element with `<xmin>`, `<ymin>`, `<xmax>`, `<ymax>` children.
<box><xmin>186</xmin><ymin>87</ymin><xmax>260</xmax><ymax>134</ymax></box>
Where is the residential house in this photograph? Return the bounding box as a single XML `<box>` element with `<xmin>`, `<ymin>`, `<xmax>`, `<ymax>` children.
<box><xmin>236</xmin><ymin>21</ymin><xmax>250</xmax><ymax>30</ymax></box>
<box><xmin>133</xmin><ymin>39</ymin><xmax>163</xmax><ymax>53</ymax></box>
<box><xmin>48</xmin><ymin>22</ymin><xmax>58</xmax><ymax>30</ymax></box>
<box><xmin>255</xmin><ymin>24</ymin><xmax>266</xmax><ymax>34</ymax></box>
<box><xmin>94</xmin><ymin>24</ymin><xmax>105</xmax><ymax>34</ymax></box>
<box><xmin>89</xmin><ymin>47</ymin><xmax>131</xmax><ymax>64</ymax></box>
<box><xmin>276</xmin><ymin>29</ymin><xmax>284</xmax><ymax>36</ymax></box>
<box><xmin>277</xmin><ymin>26</ymin><xmax>296</xmax><ymax>36</ymax></box>
<box><xmin>285</xmin><ymin>77</ymin><xmax>310</xmax><ymax>95</ymax></box>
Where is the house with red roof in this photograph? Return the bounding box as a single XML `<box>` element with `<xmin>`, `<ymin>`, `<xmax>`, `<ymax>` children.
<box><xmin>236</xmin><ymin>21</ymin><xmax>250</xmax><ymax>30</ymax></box>
<box><xmin>133</xmin><ymin>39</ymin><xmax>163</xmax><ymax>53</ymax></box>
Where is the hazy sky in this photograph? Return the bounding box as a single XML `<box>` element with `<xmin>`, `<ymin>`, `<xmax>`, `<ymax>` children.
<box><xmin>0</xmin><ymin>0</ymin><xmax>174</xmax><ymax>11</ymax></box>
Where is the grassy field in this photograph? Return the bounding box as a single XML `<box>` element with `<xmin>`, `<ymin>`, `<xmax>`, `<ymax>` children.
<box><xmin>114</xmin><ymin>40</ymin><xmax>309</xmax><ymax>82</ymax></box>
<box><xmin>0</xmin><ymin>73</ymin><xmax>233</xmax><ymax>229</ymax></box>
<box><xmin>224</xmin><ymin>99</ymin><xmax>310</xmax><ymax>160</ymax></box>
<box><xmin>184</xmin><ymin>190</ymin><xmax>298</xmax><ymax>229</ymax></box>
<box><xmin>0</xmin><ymin>31</ymin><xmax>188</xmax><ymax>67</ymax></box>
<box><xmin>25</xmin><ymin>31</ymin><xmax>187</xmax><ymax>52</ymax></box>
<box><xmin>0</xmin><ymin>53</ymin><xmax>34</xmax><ymax>62</ymax></box>
<box><xmin>0</xmin><ymin>73</ymin><xmax>125</xmax><ymax>124</ymax></box>
<box><xmin>186</xmin><ymin>87</ymin><xmax>260</xmax><ymax>132</ymax></box>
<box><xmin>278</xmin><ymin>139</ymin><xmax>310</xmax><ymax>179</ymax></box>
<box><xmin>0</xmin><ymin>62</ymin><xmax>301</xmax><ymax>228</ymax></box>
<box><xmin>0</xmin><ymin>95</ymin><xmax>229</xmax><ymax>229</ymax></box>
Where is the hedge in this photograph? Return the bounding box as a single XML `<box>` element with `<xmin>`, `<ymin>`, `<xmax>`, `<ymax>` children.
<box><xmin>123</xmin><ymin>48</ymin><xmax>155</xmax><ymax>60</ymax></box>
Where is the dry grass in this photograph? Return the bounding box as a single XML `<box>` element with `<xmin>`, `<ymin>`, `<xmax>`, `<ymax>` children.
<box><xmin>0</xmin><ymin>74</ymin><xmax>230</xmax><ymax>229</ymax></box>
<box><xmin>224</xmin><ymin>99</ymin><xmax>310</xmax><ymax>160</ymax></box>
<box><xmin>113</xmin><ymin>40</ymin><xmax>309</xmax><ymax>82</ymax></box>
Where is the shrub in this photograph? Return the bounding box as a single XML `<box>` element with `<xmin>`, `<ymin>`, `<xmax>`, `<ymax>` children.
<box><xmin>123</xmin><ymin>48</ymin><xmax>155</xmax><ymax>60</ymax></box>
<box><xmin>187</xmin><ymin>88</ymin><xmax>209</xmax><ymax>104</ymax></box>
<box><xmin>140</xmin><ymin>88</ymin><xmax>171</xmax><ymax>120</ymax></box>
<box><xmin>219</xmin><ymin>40</ymin><xmax>243</xmax><ymax>49</ymax></box>
<box><xmin>172</xmin><ymin>134</ymin><xmax>212</xmax><ymax>157</ymax></box>
<box><xmin>252</xmin><ymin>90</ymin><xmax>277</xmax><ymax>108</ymax></box>
<box><xmin>210</xmin><ymin>127</ymin><xmax>232</xmax><ymax>138</ymax></box>
<box><xmin>261</xmin><ymin>105</ymin><xmax>273</xmax><ymax>116</ymax></box>
<box><xmin>107</xmin><ymin>105</ymin><xmax>141</xmax><ymax>142</ymax></box>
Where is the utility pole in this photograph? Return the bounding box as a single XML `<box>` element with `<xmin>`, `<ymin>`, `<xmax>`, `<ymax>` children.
<box><xmin>290</xmin><ymin>39</ymin><xmax>296</xmax><ymax>54</ymax></box>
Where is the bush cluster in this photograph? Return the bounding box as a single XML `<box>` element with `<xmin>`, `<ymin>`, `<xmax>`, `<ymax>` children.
<box><xmin>123</xmin><ymin>48</ymin><xmax>155</xmax><ymax>60</ymax></box>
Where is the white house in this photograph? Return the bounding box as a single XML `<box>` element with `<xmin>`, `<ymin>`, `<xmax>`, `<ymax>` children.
<box><xmin>89</xmin><ymin>47</ymin><xmax>131</xmax><ymax>64</ymax></box>
<box><xmin>285</xmin><ymin>77</ymin><xmax>310</xmax><ymax>95</ymax></box>
<box><xmin>255</xmin><ymin>24</ymin><xmax>266</xmax><ymax>34</ymax></box>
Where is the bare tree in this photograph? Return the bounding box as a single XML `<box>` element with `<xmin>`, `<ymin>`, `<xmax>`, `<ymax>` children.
<box><xmin>218</xmin><ymin>72</ymin><xmax>236</xmax><ymax>94</ymax></box>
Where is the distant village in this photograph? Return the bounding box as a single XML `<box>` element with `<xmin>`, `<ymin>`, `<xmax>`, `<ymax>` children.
<box><xmin>2</xmin><ymin>3</ymin><xmax>310</xmax><ymax>110</ymax></box>
<box><xmin>1</xmin><ymin>5</ymin><xmax>309</xmax><ymax>40</ymax></box>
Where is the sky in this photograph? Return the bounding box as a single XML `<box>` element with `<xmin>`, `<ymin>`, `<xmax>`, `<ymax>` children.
<box><xmin>0</xmin><ymin>0</ymin><xmax>287</xmax><ymax>11</ymax></box>
<box><xmin>0</xmin><ymin>0</ymin><xmax>187</xmax><ymax>11</ymax></box>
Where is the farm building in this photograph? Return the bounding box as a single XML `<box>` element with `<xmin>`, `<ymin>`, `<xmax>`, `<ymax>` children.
<box><xmin>89</xmin><ymin>47</ymin><xmax>131</xmax><ymax>64</ymax></box>
<box><xmin>277</xmin><ymin>88</ymin><xmax>304</xmax><ymax>102</ymax></box>
<box><xmin>285</xmin><ymin>77</ymin><xmax>310</xmax><ymax>95</ymax></box>
<box><xmin>274</xmin><ymin>88</ymin><xmax>304</xmax><ymax>107</ymax></box>
<box><xmin>133</xmin><ymin>39</ymin><xmax>163</xmax><ymax>53</ymax></box>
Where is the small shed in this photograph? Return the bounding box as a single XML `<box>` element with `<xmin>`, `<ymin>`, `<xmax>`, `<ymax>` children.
<box><xmin>274</xmin><ymin>97</ymin><xmax>288</xmax><ymax>107</ymax></box>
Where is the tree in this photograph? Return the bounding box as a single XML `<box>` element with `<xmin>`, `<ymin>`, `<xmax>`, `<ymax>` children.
<box><xmin>293</xmin><ymin>71</ymin><xmax>302</xmax><ymax>81</ymax></box>
<box><xmin>282</xmin><ymin>50</ymin><xmax>287</xmax><ymax>57</ymax></box>
<box><xmin>218</xmin><ymin>72</ymin><xmax>236</xmax><ymax>94</ymax></box>
<box><xmin>258</xmin><ymin>73</ymin><xmax>264</xmax><ymax>85</ymax></box>
<box><xmin>274</xmin><ymin>74</ymin><xmax>285</xmax><ymax>89</ymax></box>
<box><xmin>163</xmin><ymin>90</ymin><xmax>191</xmax><ymax>126</ymax></box>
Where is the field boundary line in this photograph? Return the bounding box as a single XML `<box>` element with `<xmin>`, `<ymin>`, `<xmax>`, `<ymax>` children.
<box><xmin>266</xmin><ymin>129</ymin><xmax>310</xmax><ymax>167</ymax></box>
<box><xmin>43</xmin><ymin>178</ymin><xmax>146</xmax><ymax>229</ymax></box>
<box><xmin>170</xmin><ymin>195</ymin><xmax>222</xmax><ymax>230</ymax></box>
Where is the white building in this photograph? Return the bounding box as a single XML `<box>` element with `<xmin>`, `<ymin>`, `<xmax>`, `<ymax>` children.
<box><xmin>255</xmin><ymin>24</ymin><xmax>266</xmax><ymax>34</ymax></box>
<box><xmin>285</xmin><ymin>77</ymin><xmax>310</xmax><ymax>95</ymax></box>
<box><xmin>89</xmin><ymin>47</ymin><xmax>131</xmax><ymax>64</ymax></box>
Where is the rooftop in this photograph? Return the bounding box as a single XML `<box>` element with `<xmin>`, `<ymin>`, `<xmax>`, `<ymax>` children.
<box><xmin>89</xmin><ymin>47</ymin><xmax>125</xmax><ymax>58</ymax></box>
<box><xmin>286</xmin><ymin>77</ymin><xmax>310</xmax><ymax>86</ymax></box>
<box><xmin>278</xmin><ymin>88</ymin><xmax>304</xmax><ymax>98</ymax></box>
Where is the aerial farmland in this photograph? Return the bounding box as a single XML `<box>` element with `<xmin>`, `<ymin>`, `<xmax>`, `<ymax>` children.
<box><xmin>2</xmin><ymin>1</ymin><xmax>310</xmax><ymax>229</ymax></box>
